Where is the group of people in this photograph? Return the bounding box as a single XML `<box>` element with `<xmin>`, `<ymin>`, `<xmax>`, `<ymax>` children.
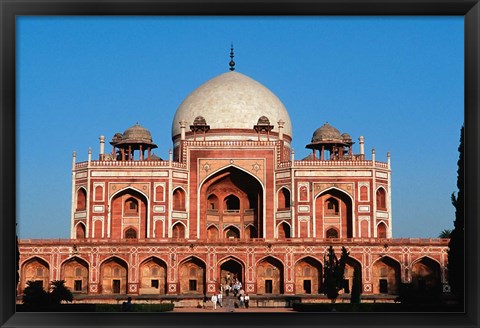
<box><xmin>201</xmin><ymin>273</ymin><xmax>251</xmax><ymax>310</ymax></box>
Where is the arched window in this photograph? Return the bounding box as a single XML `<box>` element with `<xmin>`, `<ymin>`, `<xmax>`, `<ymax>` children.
<box><xmin>224</xmin><ymin>195</ymin><xmax>240</xmax><ymax>211</ymax></box>
<box><xmin>277</xmin><ymin>222</ymin><xmax>291</xmax><ymax>239</ymax></box>
<box><xmin>124</xmin><ymin>197</ymin><xmax>139</xmax><ymax>215</ymax></box>
<box><xmin>76</xmin><ymin>188</ymin><xmax>86</xmax><ymax>211</ymax></box>
<box><xmin>125</xmin><ymin>228</ymin><xmax>137</xmax><ymax>239</ymax></box>
<box><xmin>377</xmin><ymin>222</ymin><xmax>387</xmax><ymax>238</ymax></box>
<box><xmin>277</xmin><ymin>188</ymin><xmax>291</xmax><ymax>210</ymax></box>
<box><xmin>207</xmin><ymin>194</ymin><xmax>219</xmax><ymax>210</ymax></box>
<box><xmin>173</xmin><ymin>189</ymin><xmax>186</xmax><ymax>211</ymax></box>
<box><xmin>225</xmin><ymin>226</ymin><xmax>240</xmax><ymax>239</ymax></box>
<box><xmin>76</xmin><ymin>223</ymin><xmax>86</xmax><ymax>239</ymax></box>
<box><xmin>376</xmin><ymin>188</ymin><xmax>387</xmax><ymax>210</ymax></box>
<box><xmin>172</xmin><ymin>223</ymin><xmax>185</xmax><ymax>239</ymax></box>
<box><xmin>325</xmin><ymin>197</ymin><xmax>339</xmax><ymax>215</ymax></box>
<box><xmin>326</xmin><ymin>227</ymin><xmax>339</xmax><ymax>238</ymax></box>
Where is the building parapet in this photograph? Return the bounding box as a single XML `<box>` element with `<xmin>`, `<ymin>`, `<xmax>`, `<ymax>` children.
<box><xmin>19</xmin><ymin>237</ymin><xmax>449</xmax><ymax>246</ymax></box>
<box><xmin>75</xmin><ymin>160</ymin><xmax>187</xmax><ymax>169</ymax></box>
<box><xmin>278</xmin><ymin>160</ymin><xmax>388</xmax><ymax>169</ymax></box>
<box><xmin>184</xmin><ymin>140</ymin><xmax>278</xmax><ymax>148</ymax></box>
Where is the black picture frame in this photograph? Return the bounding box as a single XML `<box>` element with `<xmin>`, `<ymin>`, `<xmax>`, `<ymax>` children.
<box><xmin>1</xmin><ymin>1</ymin><xmax>478</xmax><ymax>327</ymax></box>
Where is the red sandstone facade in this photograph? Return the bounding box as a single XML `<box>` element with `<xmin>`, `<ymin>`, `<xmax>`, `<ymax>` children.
<box><xmin>18</xmin><ymin>69</ymin><xmax>449</xmax><ymax>300</ymax></box>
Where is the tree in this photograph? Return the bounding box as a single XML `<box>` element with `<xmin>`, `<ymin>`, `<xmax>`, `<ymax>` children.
<box><xmin>16</xmin><ymin>233</ymin><xmax>20</xmax><ymax>296</ymax></box>
<box><xmin>22</xmin><ymin>280</ymin><xmax>49</xmax><ymax>306</ymax></box>
<box><xmin>448</xmin><ymin>125</ymin><xmax>464</xmax><ymax>304</ymax></box>
<box><xmin>323</xmin><ymin>246</ymin><xmax>349</xmax><ymax>303</ymax></box>
<box><xmin>438</xmin><ymin>229</ymin><xmax>452</xmax><ymax>238</ymax></box>
<box><xmin>350</xmin><ymin>265</ymin><xmax>362</xmax><ymax>304</ymax></box>
<box><xmin>49</xmin><ymin>280</ymin><xmax>73</xmax><ymax>304</ymax></box>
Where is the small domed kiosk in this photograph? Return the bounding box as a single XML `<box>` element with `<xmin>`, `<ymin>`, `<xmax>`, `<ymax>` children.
<box><xmin>306</xmin><ymin>122</ymin><xmax>355</xmax><ymax>160</ymax></box>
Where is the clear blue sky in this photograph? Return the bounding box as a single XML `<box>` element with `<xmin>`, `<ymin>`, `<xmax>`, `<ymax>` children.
<box><xmin>16</xmin><ymin>16</ymin><xmax>463</xmax><ymax>239</ymax></box>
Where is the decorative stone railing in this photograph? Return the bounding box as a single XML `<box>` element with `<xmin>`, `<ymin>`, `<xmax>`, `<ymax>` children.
<box><xmin>75</xmin><ymin>160</ymin><xmax>187</xmax><ymax>169</ymax></box>
<box><xmin>278</xmin><ymin>160</ymin><xmax>388</xmax><ymax>169</ymax></box>
<box><xmin>19</xmin><ymin>237</ymin><xmax>449</xmax><ymax>246</ymax></box>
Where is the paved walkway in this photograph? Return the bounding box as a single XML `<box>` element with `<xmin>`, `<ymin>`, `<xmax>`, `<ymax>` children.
<box><xmin>172</xmin><ymin>306</ymin><xmax>295</xmax><ymax>313</ymax></box>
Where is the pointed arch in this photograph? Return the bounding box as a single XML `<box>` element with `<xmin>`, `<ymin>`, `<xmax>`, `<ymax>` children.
<box><xmin>377</xmin><ymin>221</ymin><xmax>388</xmax><ymax>238</ymax></box>
<box><xmin>218</xmin><ymin>256</ymin><xmax>246</xmax><ymax>286</ymax></box>
<box><xmin>178</xmin><ymin>256</ymin><xmax>206</xmax><ymax>295</ymax></box>
<box><xmin>75</xmin><ymin>221</ymin><xmax>86</xmax><ymax>239</ymax></box>
<box><xmin>21</xmin><ymin>256</ymin><xmax>50</xmax><ymax>291</ymax></box>
<box><xmin>172</xmin><ymin>221</ymin><xmax>186</xmax><ymax>239</ymax></box>
<box><xmin>376</xmin><ymin>186</ymin><xmax>387</xmax><ymax>210</ymax></box>
<box><xmin>109</xmin><ymin>186</ymin><xmax>149</xmax><ymax>239</ymax></box>
<box><xmin>60</xmin><ymin>256</ymin><xmax>89</xmax><ymax>293</ymax></box>
<box><xmin>326</xmin><ymin>227</ymin><xmax>339</xmax><ymax>238</ymax></box>
<box><xmin>343</xmin><ymin>256</ymin><xmax>362</xmax><ymax>294</ymax></box>
<box><xmin>411</xmin><ymin>256</ymin><xmax>441</xmax><ymax>292</ymax></box>
<box><xmin>99</xmin><ymin>256</ymin><xmax>128</xmax><ymax>294</ymax></box>
<box><xmin>294</xmin><ymin>256</ymin><xmax>323</xmax><ymax>294</ymax></box>
<box><xmin>172</xmin><ymin>187</ymin><xmax>186</xmax><ymax>211</ymax></box>
<box><xmin>198</xmin><ymin>164</ymin><xmax>266</xmax><ymax>240</ymax></box>
<box><xmin>207</xmin><ymin>224</ymin><xmax>219</xmax><ymax>240</ymax></box>
<box><xmin>372</xmin><ymin>256</ymin><xmax>401</xmax><ymax>294</ymax></box>
<box><xmin>245</xmin><ymin>224</ymin><xmax>258</xmax><ymax>239</ymax></box>
<box><xmin>76</xmin><ymin>187</ymin><xmax>87</xmax><ymax>211</ymax></box>
<box><xmin>124</xmin><ymin>226</ymin><xmax>138</xmax><ymax>239</ymax></box>
<box><xmin>224</xmin><ymin>225</ymin><xmax>240</xmax><ymax>239</ymax></box>
<box><xmin>314</xmin><ymin>187</ymin><xmax>354</xmax><ymax>238</ymax></box>
<box><xmin>277</xmin><ymin>221</ymin><xmax>291</xmax><ymax>239</ymax></box>
<box><xmin>256</xmin><ymin>256</ymin><xmax>285</xmax><ymax>294</ymax></box>
<box><xmin>277</xmin><ymin>187</ymin><xmax>291</xmax><ymax>210</ymax></box>
<box><xmin>139</xmin><ymin>256</ymin><xmax>167</xmax><ymax>295</ymax></box>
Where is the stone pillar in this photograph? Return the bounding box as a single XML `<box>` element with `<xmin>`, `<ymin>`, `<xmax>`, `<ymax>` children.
<box><xmin>359</xmin><ymin>136</ymin><xmax>365</xmax><ymax>155</ymax></box>
<box><xmin>88</xmin><ymin>147</ymin><xmax>92</xmax><ymax>163</ymax></box>
<box><xmin>99</xmin><ymin>135</ymin><xmax>105</xmax><ymax>159</ymax></box>
<box><xmin>277</xmin><ymin>120</ymin><xmax>285</xmax><ymax>141</ymax></box>
<box><xmin>180</xmin><ymin>120</ymin><xmax>187</xmax><ymax>140</ymax></box>
<box><xmin>372</xmin><ymin>148</ymin><xmax>376</xmax><ymax>163</ymax></box>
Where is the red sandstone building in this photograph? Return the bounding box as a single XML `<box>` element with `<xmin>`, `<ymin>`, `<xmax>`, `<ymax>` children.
<box><xmin>18</xmin><ymin>60</ymin><xmax>449</xmax><ymax>302</ymax></box>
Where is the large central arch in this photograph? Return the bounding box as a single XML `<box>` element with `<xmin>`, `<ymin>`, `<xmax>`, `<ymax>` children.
<box><xmin>314</xmin><ymin>187</ymin><xmax>354</xmax><ymax>239</ymax></box>
<box><xmin>199</xmin><ymin>166</ymin><xmax>264</xmax><ymax>240</ymax></box>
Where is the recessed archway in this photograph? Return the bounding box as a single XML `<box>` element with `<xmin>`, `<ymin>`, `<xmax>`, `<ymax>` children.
<box><xmin>411</xmin><ymin>257</ymin><xmax>441</xmax><ymax>293</ymax></box>
<box><xmin>178</xmin><ymin>257</ymin><xmax>206</xmax><ymax>295</ymax></box>
<box><xmin>315</xmin><ymin>188</ymin><xmax>353</xmax><ymax>238</ymax></box>
<box><xmin>200</xmin><ymin>166</ymin><xmax>264</xmax><ymax>240</ymax></box>
<box><xmin>295</xmin><ymin>257</ymin><xmax>323</xmax><ymax>294</ymax></box>
<box><xmin>256</xmin><ymin>256</ymin><xmax>284</xmax><ymax>294</ymax></box>
<box><xmin>21</xmin><ymin>257</ymin><xmax>50</xmax><ymax>292</ymax></box>
<box><xmin>372</xmin><ymin>256</ymin><xmax>401</xmax><ymax>294</ymax></box>
<box><xmin>219</xmin><ymin>257</ymin><xmax>244</xmax><ymax>290</ymax></box>
<box><xmin>100</xmin><ymin>257</ymin><xmax>128</xmax><ymax>294</ymax></box>
<box><xmin>61</xmin><ymin>257</ymin><xmax>89</xmax><ymax>293</ymax></box>
<box><xmin>110</xmin><ymin>188</ymin><xmax>148</xmax><ymax>239</ymax></box>
<box><xmin>139</xmin><ymin>257</ymin><xmax>167</xmax><ymax>295</ymax></box>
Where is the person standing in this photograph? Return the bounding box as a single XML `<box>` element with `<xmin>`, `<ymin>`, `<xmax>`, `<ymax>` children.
<box><xmin>217</xmin><ymin>291</ymin><xmax>223</xmax><ymax>308</ymax></box>
<box><xmin>211</xmin><ymin>294</ymin><xmax>218</xmax><ymax>310</ymax></box>
<box><xmin>244</xmin><ymin>294</ymin><xmax>250</xmax><ymax>309</ymax></box>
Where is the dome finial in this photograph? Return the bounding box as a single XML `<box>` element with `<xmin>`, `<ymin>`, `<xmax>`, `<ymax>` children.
<box><xmin>229</xmin><ymin>43</ymin><xmax>235</xmax><ymax>71</ymax></box>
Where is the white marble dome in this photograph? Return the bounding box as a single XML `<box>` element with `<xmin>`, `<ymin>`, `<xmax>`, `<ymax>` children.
<box><xmin>172</xmin><ymin>71</ymin><xmax>292</xmax><ymax>139</ymax></box>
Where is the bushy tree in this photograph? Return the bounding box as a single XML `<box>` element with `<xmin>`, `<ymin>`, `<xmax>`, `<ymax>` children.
<box><xmin>438</xmin><ymin>229</ymin><xmax>452</xmax><ymax>238</ymax></box>
<box><xmin>323</xmin><ymin>246</ymin><xmax>349</xmax><ymax>303</ymax></box>
<box><xmin>49</xmin><ymin>280</ymin><xmax>73</xmax><ymax>304</ymax></box>
<box><xmin>350</xmin><ymin>265</ymin><xmax>362</xmax><ymax>304</ymax></box>
<box><xmin>22</xmin><ymin>281</ymin><xmax>49</xmax><ymax>306</ymax></box>
<box><xmin>448</xmin><ymin>125</ymin><xmax>464</xmax><ymax>304</ymax></box>
<box><xmin>22</xmin><ymin>280</ymin><xmax>73</xmax><ymax>306</ymax></box>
